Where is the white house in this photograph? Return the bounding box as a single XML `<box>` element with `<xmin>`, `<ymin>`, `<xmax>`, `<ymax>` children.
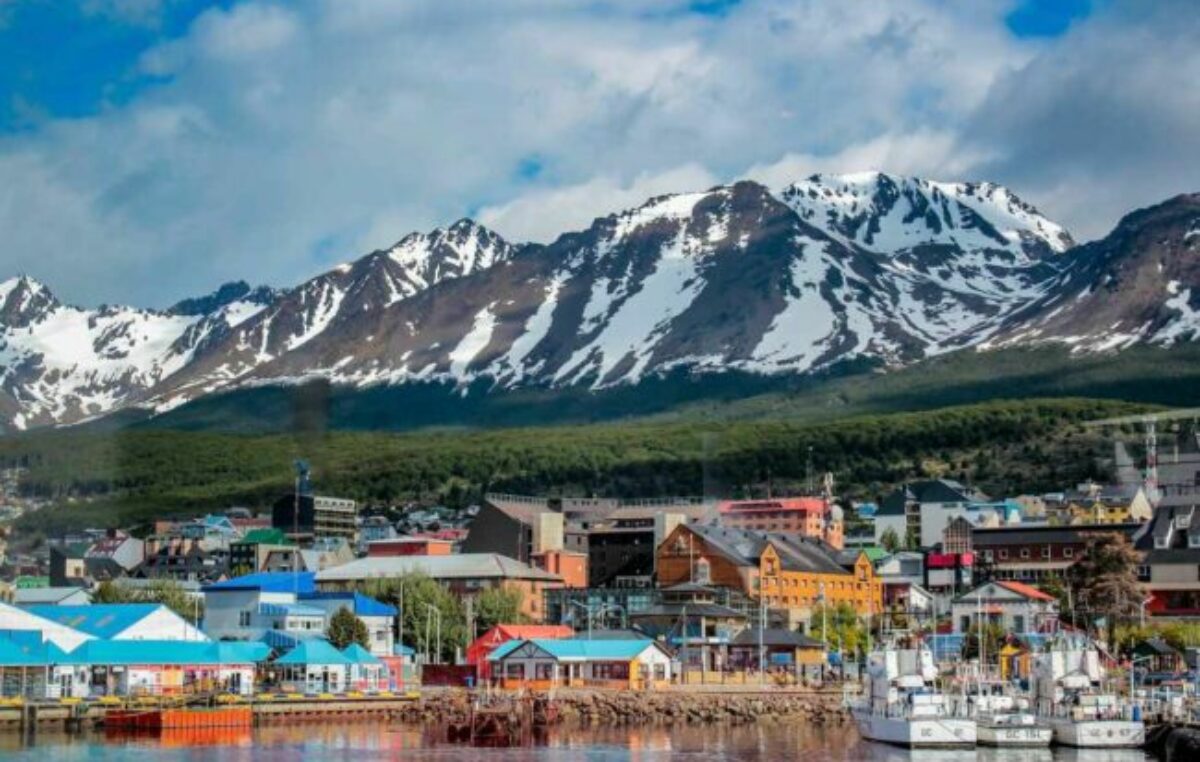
<box><xmin>488</xmin><ymin>638</ymin><xmax>674</xmax><ymax>689</ymax></box>
<box><xmin>202</xmin><ymin>572</ymin><xmax>395</xmax><ymax>655</ymax></box>
<box><xmin>950</xmin><ymin>580</ymin><xmax>1059</xmax><ymax>634</ymax></box>
<box><xmin>875</xmin><ymin>480</ymin><xmax>992</xmax><ymax>548</ymax></box>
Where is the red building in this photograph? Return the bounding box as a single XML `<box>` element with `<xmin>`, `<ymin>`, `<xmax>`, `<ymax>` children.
<box><xmin>716</xmin><ymin>497</ymin><xmax>843</xmax><ymax>549</ymax></box>
<box><xmin>466</xmin><ymin>624</ymin><xmax>574</xmax><ymax>680</ymax></box>
<box><xmin>366</xmin><ymin>538</ymin><xmax>454</xmax><ymax>557</ymax></box>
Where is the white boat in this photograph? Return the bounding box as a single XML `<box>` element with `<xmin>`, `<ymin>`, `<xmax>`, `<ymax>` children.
<box><xmin>852</xmin><ymin>643</ymin><xmax>976</xmax><ymax>748</ymax></box>
<box><xmin>973</xmin><ymin>691</ymin><xmax>1053</xmax><ymax>747</ymax></box>
<box><xmin>1032</xmin><ymin>643</ymin><xmax>1144</xmax><ymax>748</ymax></box>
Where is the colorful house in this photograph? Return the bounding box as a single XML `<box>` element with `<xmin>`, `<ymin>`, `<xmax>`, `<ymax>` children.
<box><xmin>488</xmin><ymin>638</ymin><xmax>673</xmax><ymax>690</ymax></box>
<box><xmin>466</xmin><ymin>624</ymin><xmax>573</xmax><ymax>680</ymax></box>
<box><xmin>60</xmin><ymin>640</ymin><xmax>268</xmax><ymax>697</ymax></box>
<box><xmin>0</xmin><ymin>631</ymin><xmax>71</xmax><ymax>698</ymax></box>
<box><xmin>272</xmin><ymin>639</ymin><xmax>351</xmax><ymax>694</ymax></box>
<box><xmin>342</xmin><ymin>643</ymin><xmax>387</xmax><ymax>691</ymax></box>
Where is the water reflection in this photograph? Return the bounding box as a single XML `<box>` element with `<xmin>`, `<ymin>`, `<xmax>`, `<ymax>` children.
<box><xmin>0</xmin><ymin>722</ymin><xmax>1155</xmax><ymax>761</ymax></box>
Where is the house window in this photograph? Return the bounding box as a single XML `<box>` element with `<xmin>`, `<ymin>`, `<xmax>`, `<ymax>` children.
<box><xmin>535</xmin><ymin>663</ymin><xmax>555</xmax><ymax>680</ymax></box>
<box><xmin>239</xmin><ymin>611</ymin><xmax>252</xmax><ymax>627</ymax></box>
<box><xmin>960</xmin><ymin>616</ymin><xmax>971</xmax><ymax>632</ymax></box>
<box><xmin>1041</xmin><ymin>547</ymin><xmax>1051</xmax><ymax>559</ymax></box>
<box><xmin>505</xmin><ymin>662</ymin><xmax>525</xmax><ymax>680</ymax></box>
<box><xmin>1137</xmin><ymin>565</ymin><xmax>1151</xmax><ymax>581</ymax></box>
<box><xmin>1063</xmin><ymin>548</ymin><xmax>1074</xmax><ymax>559</ymax></box>
<box><xmin>1020</xmin><ymin>549</ymin><xmax>1030</xmax><ymax>559</ymax></box>
<box><xmin>593</xmin><ymin>662</ymin><xmax>630</xmax><ymax>680</ymax></box>
<box><xmin>695</xmin><ymin>558</ymin><xmax>711</xmax><ymax>585</ymax></box>
<box><xmin>998</xmin><ymin>550</ymin><xmax>1009</xmax><ymax>560</ymax></box>
<box><xmin>1013</xmin><ymin>615</ymin><xmax>1025</xmax><ymax>633</ymax></box>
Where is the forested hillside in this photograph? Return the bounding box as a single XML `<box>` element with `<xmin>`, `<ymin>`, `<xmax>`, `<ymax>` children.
<box><xmin>3</xmin><ymin>397</ymin><xmax>1146</xmax><ymax>539</ymax></box>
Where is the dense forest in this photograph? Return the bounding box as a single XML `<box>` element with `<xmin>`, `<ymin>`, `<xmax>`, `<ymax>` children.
<box><xmin>1</xmin><ymin>397</ymin><xmax>1146</xmax><ymax>539</ymax></box>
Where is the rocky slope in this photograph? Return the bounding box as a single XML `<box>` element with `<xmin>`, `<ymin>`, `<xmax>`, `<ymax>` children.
<box><xmin>1</xmin><ymin>174</ymin><xmax>1196</xmax><ymax>432</ymax></box>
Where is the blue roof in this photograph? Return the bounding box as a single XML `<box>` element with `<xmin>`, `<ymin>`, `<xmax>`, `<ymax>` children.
<box><xmin>0</xmin><ymin>632</ymin><xmax>68</xmax><ymax>666</ymax></box>
<box><xmin>25</xmin><ymin>604</ymin><xmax>167</xmax><ymax>639</ymax></box>
<box><xmin>487</xmin><ymin>638</ymin><xmax>658</xmax><ymax>662</ymax></box>
<box><xmin>203</xmin><ymin>572</ymin><xmax>316</xmax><ymax>594</ymax></box>
<box><xmin>299</xmin><ymin>591</ymin><xmax>397</xmax><ymax>617</ymax></box>
<box><xmin>260</xmin><ymin>629</ymin><xmax>323</xmax><ymax>651</ymax></box>
<box><xmin>341</xmin><ymin>643</ymin><xmax>383</xmax><ymax>665</ymax></box>
<box><xmin>275</xmin><ymin>639</ymin><xmax>352</xmax><ymax>666</ymax></box>
<box><xmin>259</xmin><ymin>602</ymin><xmax>325</xmax><ymax>617</ymax></box>
<box><xmin>61</xmin><ymin>640</ymin><xmax>268</xmax><ymax>666</ymax></box>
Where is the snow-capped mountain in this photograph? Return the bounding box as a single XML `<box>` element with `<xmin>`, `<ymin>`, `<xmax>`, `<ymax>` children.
<box><xmin>1</xmin><ymin>173</ymin><xmax>1196</xmax><ymax>432</ymax></box>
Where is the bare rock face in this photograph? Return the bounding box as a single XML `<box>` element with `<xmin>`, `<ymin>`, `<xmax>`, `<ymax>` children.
<box><xmin>1</xmin><ymin>175</ymin><xmax>1197</xmax><ymax>433</ymax></box>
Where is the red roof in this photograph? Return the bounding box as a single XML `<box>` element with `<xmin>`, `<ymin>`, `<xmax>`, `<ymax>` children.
<box><xmin>996</xmin><ymin>580</ymin><xmax>1056</xmax><ymax>602</ymax></box>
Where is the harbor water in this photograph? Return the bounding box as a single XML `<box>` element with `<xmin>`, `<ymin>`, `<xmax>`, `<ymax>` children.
<box><xmin>0</xmin><ymin>722</ymin><xmax>1155</xmax><ymax>761</ymax></box>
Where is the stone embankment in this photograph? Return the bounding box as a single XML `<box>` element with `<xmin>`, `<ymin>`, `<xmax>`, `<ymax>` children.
<box><xmin>402</xmin><ymin>688</ymin><xmax>850</xmax><ymax>726</ymax></box>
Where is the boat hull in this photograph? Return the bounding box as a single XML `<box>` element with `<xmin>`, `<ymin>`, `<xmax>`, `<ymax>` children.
<box><xmin>853</xmin><ymin>710</ymin><xmax>976</xmax><ymax>748</ymax></box>
<box><xmin>1047</xmin><ymin>718</ymin><xmax>1144</xmax><ymax>748</ymax></box>
<box><xmin>977</xmin><ymin>722</ymin><xmax>1053</xmax><ymax>747</ymax></box>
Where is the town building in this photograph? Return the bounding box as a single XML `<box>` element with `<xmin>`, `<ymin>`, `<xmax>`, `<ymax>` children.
<box><xmin>366</xmin><ymin>537</ymin><xmax>455</xmax><ymax>557</ymax></box>
<box><xmin>12</xmin><ymin>586</ymin><xmax>91</xmax><ymax>607</ymax></box>
<box><xmin>83</xmin><ymin>530</ymin><xmax>145</xmax><ymax>580</ymax></box>
<box><xmin>1053</xmin><ymin>482</ymin><xmax>1154</xmax><ymax>524</ymax></box>
<box><xmin>272</xmin><ymin>494</ymin><xmax>359</xmax><ymax>543</ymax></box>
<box><xmin>229</xmin><ymin>528</ymin><xmax>294</xmax><ymax>576</ymax></box>
<box><xmin>487</xmin><ymin>638</ymin><xmax>674</xmax><ymax>690</ymax></box>
<box><xmin>201</xmin><ymin>572</ymin><xmax>397</xmax><ymax>655</ymax></box>
<box><xmin>627</xmin><ymin>582</ymin><xmax>746</xmax><ymax>672</ymax></box>
<box><xmin>466</xmin><ymin>624</ymin><xmax>574</xmax><ymax>681</ymax></box>
<box><xmin>716</xmin><ymin>497</ymin><xmax>844</xmax><ymax>549</ymax></box>
<box><xmin>874</xmin><ymin>479</ymin><xmax>991</xmax><ymax>548</ymax></box>
<box><xmin>65</xmin><ymin>639</ymin><xmax>267</xmax><ymax>697</ymax></box>
<box><xmin>727</xmin><ymin>628</ymin><xmax>824</xmax><ymax>672</ymax></box>
<box><xmin>1133</xmin><ymin>504</ymin><xmax>1200</xmax><ymax>617</ymax></box>
<box><xmin>972</xmin><ymin>523</ymin><xmax>1141</xmax><ymax>582</ymax></box>
<box><xmin>950</xmin><ymin>580</ymin><xmax>1059</xmax><ymax>634</ymax></box>
<box><xmin>655</xmin><ymin>523</ymin><xmax>882</xmax><ymax>629</ymax></box>
<box><xmin>136</xmin><ymin>542</ymin><xmax>228</xmax><ymax>583</ymax></box>
<box><xmin>271</xmin><ymin>640</ymin><xmax>352</xmax><ymax>694</ymax></box>
<box><xmin>314</xmin><ymin>553</ymin><xmax>563</xmax><ymax>623</ymax></box>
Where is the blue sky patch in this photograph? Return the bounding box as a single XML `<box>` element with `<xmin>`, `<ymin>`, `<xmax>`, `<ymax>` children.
<box><xmin>1005</xmin><ymin>0</ymin><xmax>1093</xmax><ymax>38</ymax></box>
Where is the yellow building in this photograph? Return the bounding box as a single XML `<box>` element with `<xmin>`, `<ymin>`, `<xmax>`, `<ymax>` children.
<box><xmin>657</xmin><ymin>523</ymin><xmax>883</xmax><ymax>626</ymax></box>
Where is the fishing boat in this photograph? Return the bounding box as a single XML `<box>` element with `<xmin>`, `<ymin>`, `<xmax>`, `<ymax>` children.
<box><xmin>852</xmin><ymin>641</ymin><xmax>975</xmax><ymax>748</ymax></box>
<box><xmin>971</xmin><ymin>685</ymin><xmax>1052</xmax><ymax>747</ymax></box>
<box><xmin>1032</xmin><ymin>642</ymin><xmax>1144</xmax><ymax>748</ymax></box>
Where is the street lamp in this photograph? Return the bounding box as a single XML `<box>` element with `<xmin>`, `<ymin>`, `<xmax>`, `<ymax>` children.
<box><xmin>424</xmin><ymin>603</ymin><xmax>442</xmax><ymax>664</ymax></box>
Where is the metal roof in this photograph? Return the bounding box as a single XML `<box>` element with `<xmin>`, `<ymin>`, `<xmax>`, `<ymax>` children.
<box><xmin>341</xmin><ymin>643</ymin><xmax>384</xmax><ymax>665</ymax></box>
<box><xmin>487</xmin><ymin>638</ymin><xmax>665</xmax><ymax>662</ymax></box>
<box><xmin>299</xmin><ymin>591</ymin><xmax>397</xmax><ymax>617</ymax></box>
<box><xmin>12</xmin><ymin>587</ymin><xmax>90</xmax><ymax>606</ymax></box>
<box><xmin>203</xmin><ymin>571</ymin><xmax>316</xmax><ymax>593</ymax></box>
<box><xmin>61</xmin><ymin>640</ymin><xmax>267</xmax><ymax>666</ymax></box>
<box><xmin>314</xmin><ymin>554</ymin><xmax>562</xmax><ymax>583</ymax></box>
<box><xmin>25</xmin><ymin>604</ymin><xmax>168</xmax><ymax>639</ymax></box>
<box><xmin>275</xmin><ymin>639</ymin><xmax>353</xmax><ymax>666</ymax></box>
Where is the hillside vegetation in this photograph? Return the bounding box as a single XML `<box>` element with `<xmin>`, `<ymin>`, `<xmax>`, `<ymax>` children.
<box><xmin>2</xmin><ymin>397</ymin><xmax>1147</xmax><ymax>539</ymax></box>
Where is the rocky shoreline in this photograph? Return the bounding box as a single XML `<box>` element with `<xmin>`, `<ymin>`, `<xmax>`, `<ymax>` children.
<box><xmin>401</xmin><ymin>689</ymin><xmax>851</xmax><ymax>727</ymax></box>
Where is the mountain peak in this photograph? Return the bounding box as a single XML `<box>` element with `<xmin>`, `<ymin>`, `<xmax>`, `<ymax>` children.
<box><xmin>0</xmin><ymin>274</ymin><xmax>59</xmax><ymax>328</ymax></box>
<box><xmin>166</xmin><ymin>280</ymin><xmax>276</xmax><ymax>317</ymax></box>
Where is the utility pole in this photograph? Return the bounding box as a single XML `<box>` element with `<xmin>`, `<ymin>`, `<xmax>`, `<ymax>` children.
<box><xmin>806</xmin><ymin>446</ymin><xmax>814</xmax><ymax>495</ymax></box>
<box><xmin>758</xmin><ymin>595</ymin><xmax>765</xmax><ymax>687</ymax></box>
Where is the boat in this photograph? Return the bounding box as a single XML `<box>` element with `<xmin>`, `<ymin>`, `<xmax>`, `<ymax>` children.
<box><xmin>1032</xmin><ymin>642</ymin><xmax>1144</xmax><ymax>748</ymax></box>
<box><xmin>852</xmin><ymin>641</ymin><xmax>976</xmax><ymax>748</ymax></box>
<box><xmin>971</xmin><ymin>686</ymin><xmax>1052</xmax><ymax>747</ymax></box>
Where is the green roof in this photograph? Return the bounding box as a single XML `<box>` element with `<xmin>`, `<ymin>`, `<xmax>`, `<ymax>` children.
<box><xmin>861</xmin><ymin>547</ymin><xmax>890</xmax><ymax>562</ymax></box>
<box><xmin>240</xmin><ymin>528</ymin><xmax>291</xmax><ymax>546</ymax></box>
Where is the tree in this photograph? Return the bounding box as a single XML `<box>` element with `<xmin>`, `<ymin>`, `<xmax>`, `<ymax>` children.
<box><xmin>326</xmin><ymin>606</ymin><xmax>370</xmax><ymax>649</ymax></box>
<box><xmin>359</xmin><ymin>572</ymin><xmax>466</xmax><ymax>662</ymax></box>
<box><xmin>475</xmin><ymin>586</ymin><xmax>526</xmax><ymax>632</ymax></box>
<box><xmin>879</xmin><ymin>527</ymin><xmax>901</xmax><ymax>554</ymax></box>
<box><xmin>1068</xmin><ymin>531</ymin><xmax>1143</xmax><ymax>651</ymax></box>
<box><xmin>962</xmin><ymin>622</ymin><xmax>1006</xmax><ymax>663</ymax></box>
<box><xmin>808</xmin><ymin>603</ymin><xmax>868</xmax><ymax>658</ymax></box>
<box><xmin>90</xmin><ymin>578</ymin><xmax>203</xmax><ymax>624</ymax></box>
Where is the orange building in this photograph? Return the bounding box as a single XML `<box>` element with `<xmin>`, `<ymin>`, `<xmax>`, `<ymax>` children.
<box><xmin>717</xmin><ymin>497</ymin><xmax>843</xmax><ymax>549</ymax></box>
<box><xmin>656</xmin><ymin>523</ymin><xmax>881</xmax><ymax>626</ymax></box>
<box><xmin>366</xmin><ymin>538</ymin><xmax>454</xmax><ymax>557</ymax></box>
<box><xmin>532</xmin><ymin>550</ymin><xmax>588</xmax><ymax>588</ymax></box>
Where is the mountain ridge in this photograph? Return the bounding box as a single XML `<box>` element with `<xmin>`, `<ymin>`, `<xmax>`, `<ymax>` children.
<box><xmin>2</xmin><ymin>173</ymin><xmax>1197</xmax><ymax>432</ymax></box>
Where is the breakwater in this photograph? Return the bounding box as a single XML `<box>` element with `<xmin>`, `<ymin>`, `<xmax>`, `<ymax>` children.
<box><xmin>401</xmin><ymin>688</ymin><xmax>851</xmax><ymax>726</ymax></box>
<box><xmin>1146</xmin><ymin>725</ymin><xmax>1200</xmax><ymax>762</ymax></box>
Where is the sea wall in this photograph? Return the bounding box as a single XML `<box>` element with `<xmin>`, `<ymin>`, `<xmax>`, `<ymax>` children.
<box><xmin>1148</xmin><ymin>726</ymin><xmax>1200</xmax><ymax>762</ymax></box>
<box><xmin>404</xmin><ymin>689</ymin><xmax>850</xmax><ymax>726</ymax></box>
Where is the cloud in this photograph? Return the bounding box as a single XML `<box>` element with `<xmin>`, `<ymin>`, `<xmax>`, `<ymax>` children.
<box><xmin>0</xmin><ymin>0</ymin><xmax>1195</xmax><ymax>306</ymax></box>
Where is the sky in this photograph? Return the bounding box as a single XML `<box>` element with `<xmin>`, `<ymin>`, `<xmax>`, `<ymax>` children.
<box><xmin>0</xmin><ymin>0</ymin><xmax>1197</xmax><ymax>307</ymax></box>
